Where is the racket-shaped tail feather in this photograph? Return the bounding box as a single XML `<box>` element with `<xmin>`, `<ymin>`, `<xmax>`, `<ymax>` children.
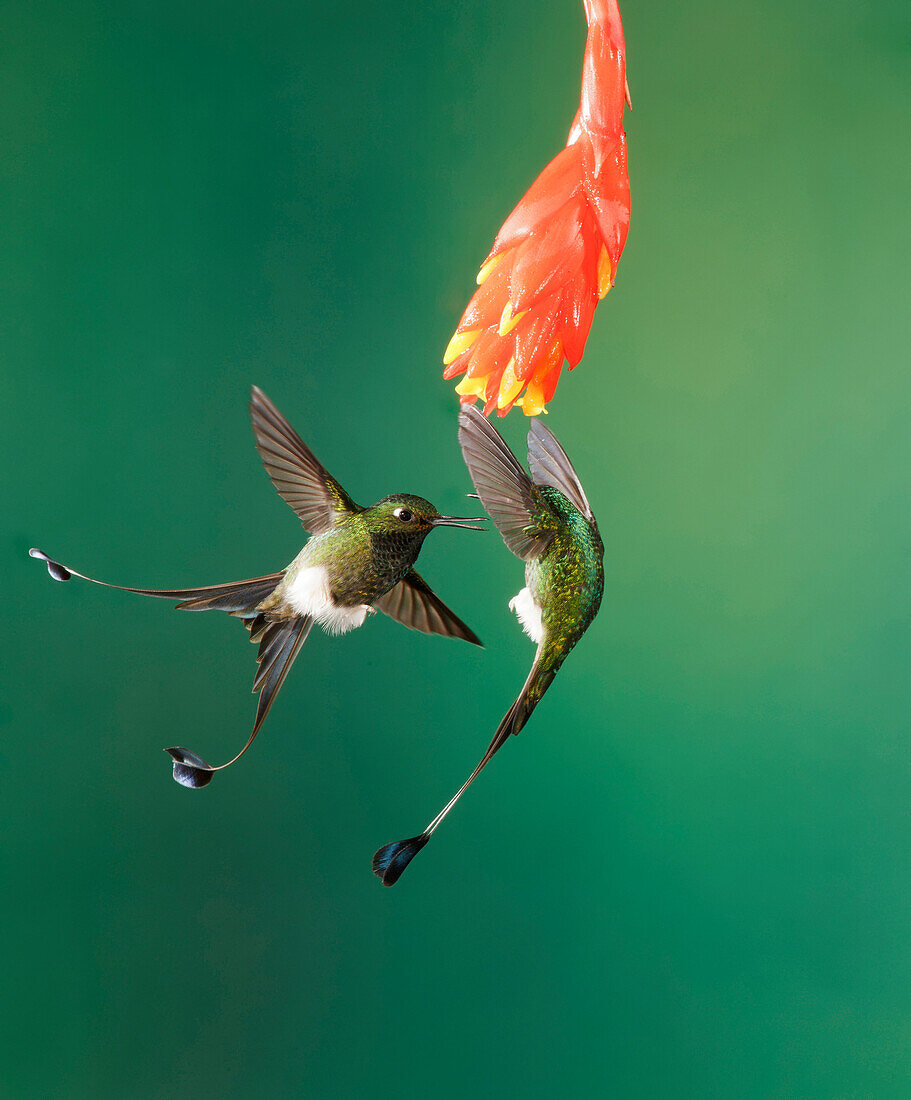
<box><xmin>29</xmin><ymin>547</ymin><xmax>312</xmax><ymax>787</ymax></box>
<box><xmin>373</xmin><ymin>658</ymin><xmax>554</xmax><ymax>885</ymax></box>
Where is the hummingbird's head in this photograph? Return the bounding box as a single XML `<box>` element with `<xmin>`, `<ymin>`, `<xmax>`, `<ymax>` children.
<box><xmin>368</xmin><ymin>495</ymin><xmax>486</xmax><ymax>536</ymax></box>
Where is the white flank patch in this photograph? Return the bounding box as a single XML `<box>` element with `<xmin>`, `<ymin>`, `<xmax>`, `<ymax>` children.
<box><xmin>509</xmin><ymin>587</ymin><xmax>544</xmax><ymax>644</ymax></box>
<box><xmin>287</xmin><ymin>566</ymin><xmax>370</xmax><ymax>635</ymax></box>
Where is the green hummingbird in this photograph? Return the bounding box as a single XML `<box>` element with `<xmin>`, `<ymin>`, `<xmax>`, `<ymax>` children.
<box><xmin>30</xmin><ymin>387</ymin><xmax>485</xmax><ymax>788</ymax></box>
<box><xmin>373</xmin><ymin>405</ymin><xmax>604</xmax><ymax>884</ymax></box>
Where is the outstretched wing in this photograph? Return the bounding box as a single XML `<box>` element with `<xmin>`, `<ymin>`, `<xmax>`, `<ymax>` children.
<box><xmin>375</xmin><ymin>570</ymin><xmax>482</xmax><ymax>647</ymax></box>
<box><xmin>457</xmin><ymin>405</ymin><xmax>553</xmax><ymax>561</ymax></box>
<box><xmin>250</xmin><ymin>387</ymin><xmax>359</xmax><ymax>535</ymax></box>
<box><xmin>526</xmin><ymin>418</ymin><xmax>592</xmax><ymax>520</ymax></box>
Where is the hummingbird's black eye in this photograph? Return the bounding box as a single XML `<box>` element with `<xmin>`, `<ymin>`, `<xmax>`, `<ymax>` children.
<box><xmin>394</xmin><ymin>507</ymin><xmax>414</xmax><ymax>523</ymax></box>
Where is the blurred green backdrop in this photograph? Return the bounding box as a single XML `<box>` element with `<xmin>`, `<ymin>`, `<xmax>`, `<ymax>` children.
<box><xmin>3</xmin><ymin>0</ymin><xmax>910</xmax><ymax>1095</ymax></box>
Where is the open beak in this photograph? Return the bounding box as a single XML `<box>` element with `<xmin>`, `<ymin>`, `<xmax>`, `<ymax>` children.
<box><xmin>431</xmin><ymin>515</ymin><xmax>487</xmax><ymax>531</ymax></box>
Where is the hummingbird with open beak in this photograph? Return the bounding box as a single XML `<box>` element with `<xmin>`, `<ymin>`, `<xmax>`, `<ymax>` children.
<box><xmin>31</xmin><ymin>387</ymin><xmax>485</xmax><ymax>787</ymax></box>
<box><xmin>373</xmin><ymin>405</ymin><xmax>603</xmax><ymax>884</ymax></box>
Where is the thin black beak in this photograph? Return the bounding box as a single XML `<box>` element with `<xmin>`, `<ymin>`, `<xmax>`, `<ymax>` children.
<box><xmin>431</xmin><ymin>515</ymin><xmax>487</xmax><ymax>531</ymax></box>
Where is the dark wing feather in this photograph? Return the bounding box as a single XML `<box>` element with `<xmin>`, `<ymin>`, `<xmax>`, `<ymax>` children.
<box><xmin>248</xmin><ymin>616</ymin><xmax>313</xmax><ymax>736</ymax></box>
<box><xmin>174</xmin><ymin>575</ymin><xmax>283</xmax><ymax>612</ymax></box>
<box><xmin>249</xmin><ymin>387</ymin><xmax>359</xmax><ymax>534</ymax></box>
<box><xmin>375</xmin><ymin>570</ymin><xmax>482</xmax><ymax>646</ymax></box>
<box><xmin>457</xmin><ymin>406</ymin><xmax>553</xmax><ymax>560</ymax></box>
<box><xmin>526</xmin><ymin>419</ymin><xmax>592</xmax><ymax>519</ymax></box>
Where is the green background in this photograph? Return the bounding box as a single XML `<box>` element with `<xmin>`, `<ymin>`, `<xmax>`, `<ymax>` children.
<box><xmin>3</xmin><ymin>0</ymin><xmax>909</xmax><ymax>1095</ymax></box>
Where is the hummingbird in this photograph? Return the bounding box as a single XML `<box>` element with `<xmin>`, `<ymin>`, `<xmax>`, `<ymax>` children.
<box><xmin>31</xmin><ymin>386</ymin><xmax>485</xmax><ymax>788</ymax></box>
<box><xmin>373</xmin><ymin>404</ymin><xmax>603</xmax><ymax>884</ymax></box>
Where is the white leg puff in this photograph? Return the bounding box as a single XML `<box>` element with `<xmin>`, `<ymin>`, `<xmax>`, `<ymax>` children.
<box><xmin>509</xmin><ymin>587</ymin><xmax>544</xmax><ymax>644</ymax></box>
<box><xmin>287</xmin><ymin>566</ymin><xmax>370</xmax><ymax>635</ymax></box>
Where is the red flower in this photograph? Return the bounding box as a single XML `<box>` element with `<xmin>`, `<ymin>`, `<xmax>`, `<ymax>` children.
<box><xmin>444</xmin><ymin>0</ymin><xmax>631</xmax><ymax>416</ymax></box>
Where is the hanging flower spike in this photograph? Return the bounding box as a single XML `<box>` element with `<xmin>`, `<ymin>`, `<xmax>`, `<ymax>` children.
<box><xmin>444</xmin><ymin>0</ymin><xmax>631</xmax><ymax>416</ymax></box>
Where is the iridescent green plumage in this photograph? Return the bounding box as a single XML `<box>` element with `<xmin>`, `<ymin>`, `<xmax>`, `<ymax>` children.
<box><xmin>373</xmin><ymin>407</ymin><xmax>604</xmax><ymax>885</ymax></box>
<box><xmin>524</xmin><ymin>485</ymin><xmax>604</xmax><ymax>687</ymax></box>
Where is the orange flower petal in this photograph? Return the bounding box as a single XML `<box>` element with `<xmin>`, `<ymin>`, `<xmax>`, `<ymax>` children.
<box><xmin>514</xmin><ymin>308</ymin><xmax>560</xmax><ymax>380</ymax></box>
<box><xmin>443</xmin><ymin>0</ymin><xmax>630</xmax><ymax>415</ymax></box>
<box><xmin>561</xmin><ymin>283</ymin><xmax>598</xmax><ymax>367</ymax></box>
<box><xmin>442</xmin><ymin>347</ymin><xmax>474</xmax><ymax>381</ymax></box>
<box><xmin>508</xmin><ymin>205</ymin><xmax>584</xmax><ymax>314</ymax></box>
<box><xmin>457</xmin><ymin>254</ymin><xmax>512</xmax><ymax>331</ymax></box>
<box><xmin>491</xmin><ymin>143</ymin><xmax>585</xmax><ymax>256</ymax></box>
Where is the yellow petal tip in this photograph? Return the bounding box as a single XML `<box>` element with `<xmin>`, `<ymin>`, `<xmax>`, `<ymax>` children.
<box><xmin>497</xmin><ymin>302</ymin><xmax>528</xmax><ymax>337</ymax></box>
<box><xmin>455</xmin><ymin>375</ymin><xmax>489</xmax><ymax>400</ymax></box>
<box><xmin>476</xmin><ymin>255</ymin><xmax>502</xmax><ymax>285</ymax></box>
<box><xmin>443</xmin><ymin>328</ymin><xmax>481</xmax><ymax>365</ymax></box>
<box><xmin>517</xmin><ymin>383</ymin><xmax>547</xmax><ymax>416</ymax></box>
<box><xmin>597</xmin><ymin>245</ymin><xmax>613</xmax><ymax>300</ymax></box>
<box><xmin>497</xmin><ymin>358</ymin><xmax>523</xmax><ymax>409</ymax></box>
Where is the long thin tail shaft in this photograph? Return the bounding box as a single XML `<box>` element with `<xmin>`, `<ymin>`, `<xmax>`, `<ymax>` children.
<box><xmin>167</xmin><ymin>616</ymin><xmax>313</xmax><ymax>787</ymax></box>
<box><xmin>29</xmin><ymin>548</ymin><xmax>282</xmax><ymax>611</ymax></box>
<box><xmin>373</xmin><ymin>657</ymin><xmax>556</xmax><ymax>885</ymax></box>
<box><xmin>30</xmin><ymin>547</ymin><xmax>301</xmax><ymax>787</ymax></box>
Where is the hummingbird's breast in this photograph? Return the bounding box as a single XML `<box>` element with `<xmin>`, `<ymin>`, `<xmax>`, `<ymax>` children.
<box><xmin>527</xmin><ymin>489</ymin><xmax>604</xmax><ymax>650</ymax></box>
<box><xmin>264</xmin><ymin>519</ymin><xmax>383</xmax><ymax>634</ymax></box>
